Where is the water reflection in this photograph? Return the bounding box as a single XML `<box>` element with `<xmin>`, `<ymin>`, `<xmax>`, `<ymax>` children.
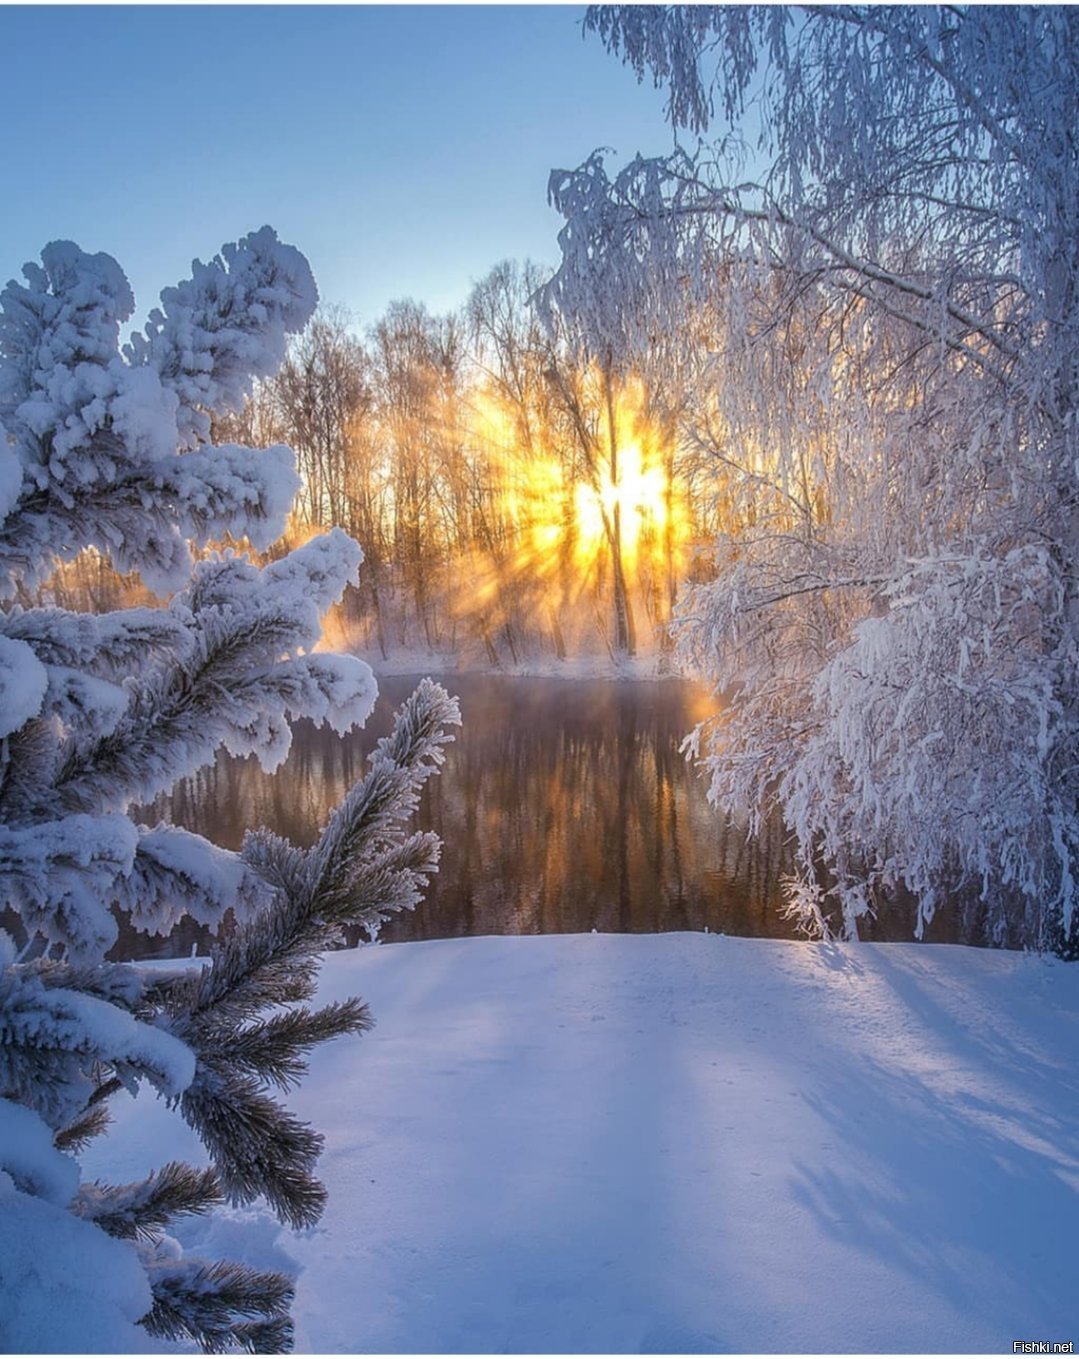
<box><xmin>135</xmin><ymin>675</ymin><xmax>799</xmax><ymax>953</ymax></box>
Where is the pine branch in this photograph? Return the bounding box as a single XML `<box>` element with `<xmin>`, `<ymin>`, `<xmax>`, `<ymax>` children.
<box><xmin>0</xmin><ymin>228</ymin><xmax>352</xmax><ymax>1354</ymax></box>
<box><xmin>96</xmin><ymin>681</ymin><xmax>460</xmax><ymax>1242</ymax></box>
<box><xmin>226</xmin><ymin>1317</ymin><xmax>295</xmax><ymax>1355</ymax></box>
<box><xmin>2</xmin><ymin>605</ymin><xmax>186</xmax><ymax>675</ymax></box>
<box><xmin>140</xmin><ymin>1257</ymin><xmax>294</xmax><ymax>1354</ymax></box>
<box><xmin>179</xmin><ymin>1077</ymin><xmax>327</xmax><ymax>1229</ymax></box>
<box><xmin>307</xmin><ymin>677</ymin><xmax>460</xmax><ymax>901</ymax></box>
<box><xmin>0</xmin><ymin>717</ymin><xmax>58</xmax><ymax>823</ymax></box>
<box><xmin>75</xmin><ymin>1162</ymin><xmax>223</xmax><ymax>1240</ymax></box>
<box><xmin>53</xmin><ymin>610</ymin><xmax>303</xmax><ymax>816</ymax></box>
<box><xmin>317</xmin><ymin>833</ymin><xmax>442</xmax><ymax>929</ymax></box>
<box><xmin>166</xmin><ymin>681</ymin><xmax>459</xmax><ymax>1028</ymax></box>
<box><xmin>53</xmin><ymin>1100</ymin><xmax>110</xmax><ymax>1152</ymax></box>
<box><xmin>163</xmin><ymin>894</ymin><xmax>335</xmax><ymax>1029</ymax></box>
<box><xmin>205</xmin><ymin>999</ymin><xmax>373</xmax><ymax>1092</ymax></box>
<box><xmin>0</xmin><ymin>965</ymin><xmax>194</xmax><ymax>1129</ymax></box>
<box><xmin>30</xmin><ymin>956</ymin><xmax>146</xmax><ymax>1011</ymax></box>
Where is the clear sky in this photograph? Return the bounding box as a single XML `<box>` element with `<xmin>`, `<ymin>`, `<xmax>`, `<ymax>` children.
<box><xmin>1</xmin><ymin>4</ymin><xmax>678</xmax><ymax>329</ymax></box>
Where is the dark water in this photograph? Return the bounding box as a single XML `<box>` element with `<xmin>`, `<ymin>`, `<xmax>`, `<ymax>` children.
<box><xmin>130</xmin><ymin>673</ymin><xmax>971</xmax><ymax>957</ymax></box>
<box><xmin>131</xmin><ymin>675</ymin><xmax>801</xmax><ymax>954</ymax></box>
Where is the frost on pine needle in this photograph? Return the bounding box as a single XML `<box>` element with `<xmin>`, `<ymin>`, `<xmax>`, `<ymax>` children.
<box><xmin>0</xmin><ymin>228</ymin><xmax>459</xmax><ymax>1351</ymax></box>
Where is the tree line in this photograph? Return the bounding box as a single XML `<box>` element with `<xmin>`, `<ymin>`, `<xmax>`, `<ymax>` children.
<box><xmin>211</xmin><ymin>260</ymin><xmax>699</xmax><ymax>665</ymax></box>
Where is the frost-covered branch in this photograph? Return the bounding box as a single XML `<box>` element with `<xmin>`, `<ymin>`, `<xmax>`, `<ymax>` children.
<box><xmin>0</xmin><ymin>229</ymin><xmax>459</xmax><ymax>1350</ymax></box>
<box><xmin>557</xmin><ymin>6</ymin><xmax>1079</xmax><ymax>949</ymax></box>
<box><xmin>139</xmin><ymin>679</ymin><xmax>461</xmax><ymax>1227</ymax></box>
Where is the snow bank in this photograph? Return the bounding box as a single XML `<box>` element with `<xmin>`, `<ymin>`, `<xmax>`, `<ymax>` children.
<box><xmin>1</xmin><ymin>1157</ymin><xmax>150</xmax><ymax>1354</ymax></box>
<box><xmin>86</xmin><ymin>933</ymin><xmax>1079</xmax><ymax>1353</ymax></box>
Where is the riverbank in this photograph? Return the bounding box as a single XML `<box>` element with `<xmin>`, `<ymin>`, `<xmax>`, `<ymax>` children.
<box><xmin>85</xmin><ymin>931</ymin><xmax>1079</xmax><ymax>1353</ymax></box>
<box><xmin>351</xmin><ymin>643</ymin><xmax>689</xmax><ymax>682</ymax></box>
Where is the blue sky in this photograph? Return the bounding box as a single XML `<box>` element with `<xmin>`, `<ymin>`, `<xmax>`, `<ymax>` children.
<box><xmin>1</xmin><ymin>5</ymin><xmax>677</xmax><ymax>327</ymax></box>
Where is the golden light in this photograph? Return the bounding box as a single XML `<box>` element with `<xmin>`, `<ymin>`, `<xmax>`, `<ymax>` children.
<box><xmin>453</xmin><ymin>370</ymin><xmax>692</xmax><ymax>653</ymax></box>
<box><xmin>574</xmin><ymin>437</ymin><xmax>670</xmax><ymax>565</ymax></box>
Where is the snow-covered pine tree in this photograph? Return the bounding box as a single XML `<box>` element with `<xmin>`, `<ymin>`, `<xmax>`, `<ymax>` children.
<box><xmin>540</xmin><ymin>6</ymin><xmax>1079</xmax><ymax>952</ymax></box>
<box><xmin>0</xmin><ymin>229</ymin><xmax>460</xmax><ymax>1351</ymax></box>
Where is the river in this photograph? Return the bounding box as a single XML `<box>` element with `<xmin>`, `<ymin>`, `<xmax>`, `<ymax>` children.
<box><xmin>128</xmin><ymin>674</ymin><xmax>799</xmax><ymax>954</ymax></box>
<box><xmin>129</xmin><ymin>673</ymin><xmax>969</xmax><ymax>956</ymax></box>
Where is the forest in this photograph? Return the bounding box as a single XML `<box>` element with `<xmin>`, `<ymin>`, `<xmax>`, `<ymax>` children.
<box><xmin>3</xmin><ymin>5</ymin><xmax>1079</xmax><ymax>1355</ymax></box>
<box><xmin>54</xmin><ymin>264</ymin><xmax>706</xmax><ymax>669</ymax></box>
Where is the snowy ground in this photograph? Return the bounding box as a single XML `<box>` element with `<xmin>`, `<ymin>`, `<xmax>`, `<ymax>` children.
<box><xmin>88</xmin><ymin>933</ymin><xmax>1079</xmax><ymax>1354</ymax></box>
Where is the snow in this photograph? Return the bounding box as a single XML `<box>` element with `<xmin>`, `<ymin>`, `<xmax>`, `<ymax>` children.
<box><xmin>263</xmin><ymin>527</ymin><xmax>363</xmax><ymax>615</ymax></box>
<box><xmin>126</xmin><ymin>226</ymin><xmax>319</xmax><ymax>451</ymax></box>
<box><xmin>0</xmin><ymin>1174</ymin><xmax>150</xmax><ymax>1354</ymax></box>
<box><xmin>0</xmin><ymin>812</ymin><xmax>139</xmax><ymax>960</ymax></box>
<box><xmin>0</xmin><ymin>1090</ymin><xmax>150</xmax><ymax>1354</ymax></box>
<box><xmin>0</xmin><ymin>634</ymin><xmax>48</xmax><ymax>737</ymax></box>
<box><xmin>85</xmin><ymin>932</ymin><xmax>1079</xmax><ymax>1353</ymax></box>
<box><xmin>167</xmin><ymin>443</ymin><xmax>301</xmax><ymax>555</ymax></box>
<box><xmin>1</xmin><ymin>964</ymin><xmax>195</xmax><ymax>1119</ymax></box>
<box><xmin>0</xmin><ymin>1097</ymin><xmax>79</xmax><ymax>1205</ymax></box>
<box><xmin>0</xmin><ymin>1097</ymin><xmax>151</xmax><ymax>1353</ymax></box>
<box><xmin>0</xmin><ymin>228</ymin><xmax>318</xmax><ymax>600</ymax></box>
<box><xmin>117</xmin><ymin>824</ymin><xmax>272</xmax><ymax>934</ymax></box>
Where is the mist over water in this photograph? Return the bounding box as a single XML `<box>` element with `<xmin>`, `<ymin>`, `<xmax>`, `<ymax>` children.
<box><xmin>126</xmin><ymin>674</ymin><xmax>969</xmax><ymax>958</ymax></box>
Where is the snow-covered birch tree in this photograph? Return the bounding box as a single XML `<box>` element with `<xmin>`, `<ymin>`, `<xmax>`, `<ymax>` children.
<box><xmin>0</xmin><ymin>229</ymin><xmax>459</xmax><ymax>1350</ymax></box>
<box><xmin>540</xmin><ymin>6</ymin><xmax>1079</xmax><ymax>951</ymax></box>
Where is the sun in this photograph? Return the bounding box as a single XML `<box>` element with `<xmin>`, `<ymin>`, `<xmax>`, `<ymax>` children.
<box><xmin>574</xmin><ymin>437</ymin><xmax>670</xmax><ymax>567</ymax></box>
<box><xmin>464</xmin><ymin>370</ymin><xmax>688</xmax><ymax>607</ymax></box>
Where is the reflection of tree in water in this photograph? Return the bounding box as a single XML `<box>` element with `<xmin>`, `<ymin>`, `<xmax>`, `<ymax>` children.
<box><xmin>373</xmin><ymin>677</ymin><xmax>797</xmax><ymax>942</ymax></box>
<box><xmin>122</xmin><ymin>675</ymin><xmax>965</xmax><ymax>959</ymax></box>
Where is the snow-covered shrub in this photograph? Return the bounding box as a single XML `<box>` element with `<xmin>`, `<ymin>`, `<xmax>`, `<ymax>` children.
<box><xmin>0</xmin><ymin>230</ymin><xmax>460</xmax><ymax>1351</ymax></box>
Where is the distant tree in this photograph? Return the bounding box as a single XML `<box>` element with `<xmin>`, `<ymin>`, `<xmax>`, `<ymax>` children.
<box><xmin>0</xmin><ymin>229</ymin><xmax>459</xmax><ymax>1350</ymax></box>
<box><xmin>543</xmin><ymin>355</ymin><xmax>641</xmax><ymax>656</ymax></box>
<box><xmin>369</xmin><ymin>299</ymin><xmax>463</xmax><ymax>648</ymax></box>
<box><xmin>541</xmin><ymin>6</ymin><xmax>1079</xmax><ymax>950</ymax></box>
<box><xmin>271</xmin><ymin>306</ymin><xmax>372</xmax><ymax>534</ymax></box>
<box><xmin>464</xmin><ymin>261</ymin><xmax>571</xmax><ymax>660</ymax></box>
